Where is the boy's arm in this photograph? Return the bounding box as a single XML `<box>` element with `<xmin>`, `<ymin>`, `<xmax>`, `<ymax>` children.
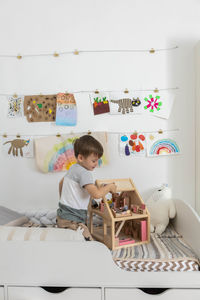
<box><xmin>59</xmin><ymin>178</ymin><xmax>64</xmax><ymax>198</ymax></box>
<box><xmin>84</xmin><ymin>183</ymin><xmax>116</xmax><ymax>199</ymax></box>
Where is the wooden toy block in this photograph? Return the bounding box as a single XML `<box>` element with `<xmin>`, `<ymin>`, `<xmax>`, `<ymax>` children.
<box><xmin>88</xmin><ymin>178</ymin><xmax>150</xmax><ymax>250</ymax></box>
<box><xmin>140</xmin><ymin>220</ymin><xmax>147</xmax><ymax>241</ymax></box>
<box><xmin>119</xmin><ymin>239</ymin><xmax>135</xmax><ymax>246</ymax></box>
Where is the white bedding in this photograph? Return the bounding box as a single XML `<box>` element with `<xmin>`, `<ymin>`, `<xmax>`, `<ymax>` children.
<box><xmin>0</xmin><ymin>225</ymin><xmax>85</xmax><ymax>242</ymax></box>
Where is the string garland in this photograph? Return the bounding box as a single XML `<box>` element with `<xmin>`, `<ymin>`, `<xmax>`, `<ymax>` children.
<box><xmin>0</xmin><ymin>46</ymin><xmax>179</xmax><ymax>138</ymax></box>
<box><xmin>0</xmin><ymin>128</ymin><xmax>179</xmax><ymax>138</ymax></box>
<box><xmin>0</xmin><ymin>46</ymin><xmax>178</xmax><ymax>60</ymax></box>
<box><xmin>0</xmin><ymin>87</ymin><xmax>179</xmax><ymax>98</ymax></box>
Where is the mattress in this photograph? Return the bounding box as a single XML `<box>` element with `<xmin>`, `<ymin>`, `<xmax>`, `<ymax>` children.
<box><xmin>112</xmin><ymin>224</ymin><xmax>200</xmax><ymax>272</ymax></box>
<box><xmin>21</xmin><ymin>219</ymin><xmax>200</xmax><ymax>272</ymax></box>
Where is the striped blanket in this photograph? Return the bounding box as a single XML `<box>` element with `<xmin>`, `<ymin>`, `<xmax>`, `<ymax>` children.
<box><xmin>112</xmin><ymin>225</ymin><xmax>200</xmax><ymax>272</ymax></box>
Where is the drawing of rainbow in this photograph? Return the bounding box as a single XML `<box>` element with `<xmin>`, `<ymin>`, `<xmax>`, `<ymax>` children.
<box><xmin>44</xmin><ymin>138</ymin><xmax>77</xmax><ymax>172</ymax></box>
<box><xmin>43</xmin><ymin>137</ymin><xmax>108</xmax><ymax>172</ymax></box>
<box><xmin>149</xmin><ymin>139</ymin><xmax>180</xmax><ymax>156</ymax></box>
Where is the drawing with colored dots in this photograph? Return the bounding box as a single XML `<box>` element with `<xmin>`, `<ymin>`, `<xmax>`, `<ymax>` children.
<box><xmin>119</xmin><ymin>133</ymin><xmax>146</xmax><ymax>156</ymax></box>
<box><xmin>55</xmin><ymin>93</ymin><xmax>77</xmax><ymax>126</ymax></box>
<box><xmin>24</xmin><ymin>94</ymin><xmax>57</xmax><ymax>122</ymax></box>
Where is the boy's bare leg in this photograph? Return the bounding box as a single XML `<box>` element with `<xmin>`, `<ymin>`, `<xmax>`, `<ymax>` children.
<box><xmin>56</xmin><ymin>216</ymin><xmax>93</xmax><ymax>240</ymax></box>
<box><xmin>77</xmin><ymin>223</ymin><xmax>93</xmax><ymax>241</ymax></box>
<box><xmin>57</xmin><ymin>216</ymin><xmax>79</xmax><ymax>230</ymax></box>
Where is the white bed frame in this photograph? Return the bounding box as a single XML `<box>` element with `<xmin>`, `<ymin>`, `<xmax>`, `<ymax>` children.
<box><xmin>0</xmin><ymin>199</ymin><xmax>200</xmax><ymax>300</ymax></box>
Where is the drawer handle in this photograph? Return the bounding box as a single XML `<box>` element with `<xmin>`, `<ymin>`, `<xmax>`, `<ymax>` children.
<box><xmin>139</xmin><ymin>288</ymin><xmax>169</xmax><ymax>295</ymax></box>
<box><xmin>41</xmin><ymin>287</ymin><xmax>69</xmax><ymax>293</ymax></box>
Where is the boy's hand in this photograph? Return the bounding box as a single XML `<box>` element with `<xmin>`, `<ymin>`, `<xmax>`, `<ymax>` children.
<box><xmin>109</xmin><ymin>183</ymin><xmax>117</xmax><ymax>194</ymax></box>
<box><xmin>85</xmin><ymin>182</ymin><xmax>117</xmax><ymax>199</ymax></box>
<box><xmin>100</xmin><ymin>183</ymin><xmax>117</xmax><ymax>194</ymax></box>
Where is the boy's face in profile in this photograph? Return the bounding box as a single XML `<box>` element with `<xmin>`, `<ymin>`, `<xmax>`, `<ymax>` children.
<box><xmin>77</xmin><ymin>153</ymin><xmax>99</xmax><ymax>171</ymax></box>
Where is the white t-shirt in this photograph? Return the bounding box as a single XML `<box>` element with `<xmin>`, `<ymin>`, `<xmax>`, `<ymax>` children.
<box><xmin>59</xmin><ymin>163</ymin><xmax>94</xmax><ymax>210</ymax></box>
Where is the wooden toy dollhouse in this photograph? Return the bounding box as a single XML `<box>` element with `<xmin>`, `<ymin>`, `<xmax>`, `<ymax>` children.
<box><xmin>88</xmin><ymin>178</ymin><xmax>150</xmax><ymax>250</ymax></box>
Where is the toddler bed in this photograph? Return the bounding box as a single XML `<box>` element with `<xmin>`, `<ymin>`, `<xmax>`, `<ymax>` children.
<box><xmin>0</xmin><ymin>198</ymin><xmax>200</xmax><ymax>300</ymax></box>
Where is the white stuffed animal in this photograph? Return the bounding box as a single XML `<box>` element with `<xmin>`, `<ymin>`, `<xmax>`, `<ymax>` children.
<box><xmin>146</xmin><ymin>184</ymin><xmax>176</xmax><ymax>234</ymax></box>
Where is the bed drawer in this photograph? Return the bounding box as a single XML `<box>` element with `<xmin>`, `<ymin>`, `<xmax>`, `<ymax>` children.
<box><xmin>0</xmin><ymin>287</ymin><xmax>4</xmax><ymax>300</ymax></box>
<box><xmin>105</xmin><ymin>288</ymin><xmax>200</xmax><ymax>300</ymax></box>
<box><xmin>8</xmin><ymin>286</ymin><xmax>101</xmax><ymax>300</ymax></box>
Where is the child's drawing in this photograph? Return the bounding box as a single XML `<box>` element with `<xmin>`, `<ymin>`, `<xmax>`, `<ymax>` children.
<box><xmin>142</xmin><ymin>91</ymin><xmax>174</xmax><ymax>119</ymax></box>
<box><xmin>144</xmin><ymin>95</ymin><xmax>162</xmax><ymax>112</ymax></box>
<box><xmin>2</xmin><ymin>136</ymin><xmax>34</xmax><ymax>157</ymax></box>
<box><xmin>90</xmin><ymin>93</ymin><xmax>110</xmax><ymax>115</ymax></box>
<box><xmin>7</xmin><ymin>95</ymin><xmax>24</xmax><ymax>118</ymax></box>
<box><xmin>35</xmin><ymin>132</ymin><xmax>108</xmax><ymax>173</ymax></box>
<box><xmin>109</xmin><ymin>92</ymin><xmax>143</xmax><ymax>115</ymax></box>
<box><xmin>146</xmin><ymin>131</ymin><xmax>180</xmax><ymax>157</ymax></box>
<box><xmin>24</xmin><ymin>94</ymin><xmax>57</xmax><ymax>122</ymax></box>
<box><xmin>119</xmin><ymin>133</ymin><xmax>146</xmax><ymax>156</ymax></box>
<box><xmin>56</xmin><ymin>93</ymin><xmax>77</xmax><ymax>126</ymax></box>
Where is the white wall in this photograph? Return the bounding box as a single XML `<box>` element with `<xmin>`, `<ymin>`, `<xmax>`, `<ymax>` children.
<box><xmin>0</xmin><ymin>0</ymin><xmax>199</xmax><ymax>212</ymax></box>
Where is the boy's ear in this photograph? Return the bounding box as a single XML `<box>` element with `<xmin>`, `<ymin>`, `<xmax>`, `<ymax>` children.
<box><xmin>77</xmin><ymin>154</ymin><xmax>83</xmax><ymax>161</ymax></box>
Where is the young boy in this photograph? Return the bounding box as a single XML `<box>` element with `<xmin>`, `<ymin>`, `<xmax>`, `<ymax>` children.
<box><xmin>57</xmin><ymin>135</ymin><xmax>116</xmax><ymax>240</ymax></box>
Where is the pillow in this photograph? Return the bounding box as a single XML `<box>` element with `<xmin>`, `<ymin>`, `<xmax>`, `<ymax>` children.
<box><xmin>0</xmin><ymin>226</ymin><xmax>85</xmax><ymax>242</ymax></box>
<box><xmin>0</xmin><ymin>206</ymin><xmax>28</xmax><ymax>226</ymax></box>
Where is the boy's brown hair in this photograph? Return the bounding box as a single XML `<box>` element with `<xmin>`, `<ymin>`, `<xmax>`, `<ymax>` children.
<box><xmin>74</xmin><ymin>135</ymin><xmax>103</xmax><ymax>158</ymax></box>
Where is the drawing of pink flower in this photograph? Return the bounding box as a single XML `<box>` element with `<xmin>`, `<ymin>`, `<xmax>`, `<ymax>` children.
<box><xmin>144</xmin><ymin>95</ymin><xmax>162</xmax><ymax>112</ymax></box>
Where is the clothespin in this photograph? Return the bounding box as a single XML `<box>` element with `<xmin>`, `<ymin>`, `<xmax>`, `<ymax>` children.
<box><xmin>16</xmin><ymin>134</ymin><xmax>21</xmax><ymax>138</ymax></box>
<box><xmin>154</xmin><ymin>88</ymin><xmax>159</xmax><ymax>93</ymax></box>
<box><xmin>124</xmin><ymin>88</ymin><xmax>129</xmax><ymax>94</ymax></box>
<box><xmin>17</xmin><ymin>54</ymin><xmax>22</xmax><ymax>59</ymax></box>
<box><xmin>13</xmin><ymin>93</ymin><xmax>18</xmax><ymax>98</ymax></box>
<box><xmin>74</xmin><ymin>49</ymin><xmax>79</xmax><ymax>55</ymax></box>
<box><xmin>2</xmin><ymin>133</ymin><xmax>7</xmax><ymax>138</ymax></box>
<box><xmin>158</xmin><ymin>129</ymin><xmax>163</xmax><ymax>134</ymax></box>
<box><xmin>149</xmin><ymin>48</ymin><xmax>155</xmax><ymax>54</ymax></box>
<box><xmin>53</xmin><ymin>52</ymin><xmax>59</xmax><ymax>57</ymax></box>
<box><xmin>94</xmin><ymin>89</ymin><xmax>99</xmax><ymax>94</ymax></box>
<box><xmin>149</xmin><ymin>134</ymin><xmax>155</xmax><ymax>140</ymax></box>
<box><xmin>56</xmin><ymin>133</ymin><xmax>61</xmax><ymax>137</ymax></box>
<box><xmin>88</xmin><ymin>130</ymin><xmax>92</xmax><ymax>135</ymax></box>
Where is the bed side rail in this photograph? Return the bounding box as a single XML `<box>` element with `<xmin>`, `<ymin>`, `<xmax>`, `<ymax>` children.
<box><xmin>172</xmin><ymin>199</ymin><xmax>200</xmax><ymax>257</ymax></box>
